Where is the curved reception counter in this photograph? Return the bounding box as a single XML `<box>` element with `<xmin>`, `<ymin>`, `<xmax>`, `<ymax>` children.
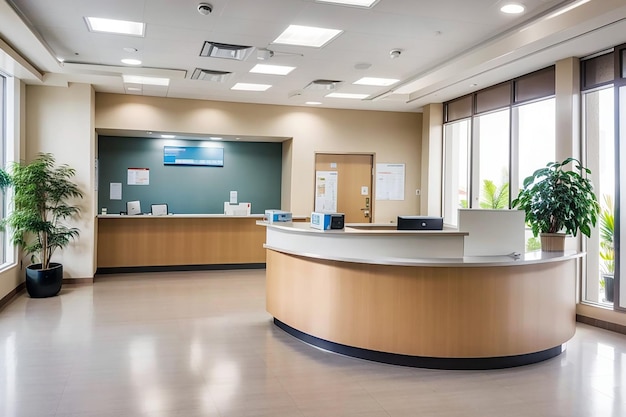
<box><xmin>262</xmin><ymin>222</ymin><xmax>581</xmax><ymax>370</ymax></box>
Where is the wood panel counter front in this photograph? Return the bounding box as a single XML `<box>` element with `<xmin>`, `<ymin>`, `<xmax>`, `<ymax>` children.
<box><xmin>262</xmin><ymin>222</ymin><xmax>582</xmax><ymax>369</ymax></box>
<box><xmin>97</xmin><ymin>215</ymin><xmax>267</xmax><ymax>271</ymax></box>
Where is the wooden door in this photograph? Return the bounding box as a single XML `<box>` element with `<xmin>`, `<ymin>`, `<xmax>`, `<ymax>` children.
<box><xmin>314</xmin><ymin>153</ymin><xmax>373</xmax><ymax>223</ymax></box>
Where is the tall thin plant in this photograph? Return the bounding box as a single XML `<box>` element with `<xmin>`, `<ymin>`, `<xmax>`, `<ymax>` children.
<box><xmin>0</xmin><ymin>153</ymin><xmax>83</xmax><ymax>269</ymax></box>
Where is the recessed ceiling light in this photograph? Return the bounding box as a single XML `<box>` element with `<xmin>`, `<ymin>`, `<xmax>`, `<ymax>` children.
<box><xmin>122</xmin><ymin>75</ymin><xmax>170</xmax><ymax>86</ymax></box>
<box><xmin>306</xmin><ymin>101</ymin><xmax>323</xmax><ymax>105</ymax></box>
<box><xmin>121</xmin><ymin>58</ymin><xmax>142</xmax><ymax>65</ymax></box>
<box><xmin>353</xmin><ymin>77</ymin><xmax>399</xmax><ymax>86</ymax></box>
<box><xmin>250</xmin><ymin>64</ymin><xmax>295</xmax><ymax>75</ymax></box>
<box><xmin>273</xmin><ymin>25</ymin><xmax>343</xmax><ymax>48</ymax></box>
<box><xmin>500</xmin><ymin>3</ymin><xmax>525</xmax><ymax>14</ymax></box>
<box><xmin>210</xmin><ymin>137</ymin><xmax>223</xmax><ymax>141</ymax></box>
<box><xmin>231</xmin><ymin>83</ymin><xmax>272</xmax><ymax>91</ymax></box>
<box><xmin>316</xmin><ymin>0</ymin><xmax>379</xmax><ymax>7</ymax></box>
<box><xmin>161</xmin><ymin>134</ymin><xmax>176</xmax><ymax>139</ymax></box>
<box><xmin>85</xmin><ymin>17</ymin><xmax>145</xmax><ymax>36</ymax></box>
<box><xmin>326</xmin><ymin>92</ymin><xmax>369</xmax><ymax>99</ymax></box>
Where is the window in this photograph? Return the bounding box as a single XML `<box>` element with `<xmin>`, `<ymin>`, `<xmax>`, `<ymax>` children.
<box><xmin>442</xmin><ymin>119</ymin><xmax>470</xmax><ymax>226</ymax></box>
<box><xmin>582</xmin><ymin>87</ymin><xmax>614</xmax><ymax>305</ymax></box>
<box><xmin>475</xmin><ymin>109</ymin><xmax>510</xmax><ymax>210</ymax></box>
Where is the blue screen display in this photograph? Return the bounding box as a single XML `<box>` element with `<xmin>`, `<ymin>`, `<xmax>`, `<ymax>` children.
<box><xmin>163</xmin><ymin>146</ymin><xmax>224</xmax><ymax>167</ymax></box>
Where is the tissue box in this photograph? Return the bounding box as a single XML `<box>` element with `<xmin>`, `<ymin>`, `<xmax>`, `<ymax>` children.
<box><xmin>310</xmin><ymin>212</ymin><xmax>345</xmax><ymax>230</ymax></box>
<box><xmin>265</xmin><ymin>210</ymin><xmax>292</xmax><ymax>223</ymax></box>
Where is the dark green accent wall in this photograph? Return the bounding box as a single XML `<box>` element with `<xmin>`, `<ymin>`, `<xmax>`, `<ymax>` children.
<box><xmin>98</xmin><ymin>136</ymin><xmax>282</xmax><ymax>214</ymax></box>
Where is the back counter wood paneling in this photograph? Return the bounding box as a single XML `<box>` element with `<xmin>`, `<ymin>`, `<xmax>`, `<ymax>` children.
<box><xmin>97</xmin><ymin>216</ymin><xmax>266</xmax><ymax>268</ymax></box>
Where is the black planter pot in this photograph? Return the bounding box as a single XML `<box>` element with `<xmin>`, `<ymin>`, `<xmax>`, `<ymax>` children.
<box><xmin>26</xmin><ymin>263</ymin><xmax>63</xmax><ymax>298</ymax></box>
<box><xmin>603</xmin><ymin>274</ymin><xmax>615</xmax><ymax>303</ymax></box>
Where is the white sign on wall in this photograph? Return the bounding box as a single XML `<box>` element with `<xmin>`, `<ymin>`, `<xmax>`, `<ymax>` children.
<box><xmin>315</xmin><ymin>170</ymin><xmax>338</xmax><ymax>212</ymax></box>
<box><xmin>375</xmin><ymin>163</ymin><xmax>405</xmax><ymax>200</ymax></box>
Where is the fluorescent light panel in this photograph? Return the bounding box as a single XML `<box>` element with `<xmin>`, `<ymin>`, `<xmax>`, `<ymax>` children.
<box><xmin>353</xmin><ymin>77</ymin><xmax>399</xmax><ymax>86</ymax></box>
<box><xmin>122</xmin><ymin>75</ymin><xmax>170</xmax><ymax>86</ymax></box>
<box><xmin>161</xmin><ymin>134</ymin><xmax>176</xmax><ymax>138</ymax></box>
<box><xmin>273</xmin><ymin>25</ymin><xmax>343</xmax><ymax>48</ymax></box>
<box><xmin>231</xmin><ymin>83</ymin><xmax>272</xmax><ymax>91</ymax></box>
<box><xmin>250</xmin><ymin>64</ymin><xmax>295</xmax><ymax>75</ymax></box>
<box><xmin>326</xmin><ymin>92</ymin><xmax>369</xmax><ymax>99</ymax></box>
<box><xmin>306</xmin><ymin>101</ymin><xmax>323</xmax><ymax>105</ymax></box>
<box><xmin>121</xmin><ymin>58</ymin><xmax>142</xmax><ymax>65</ymax></box>
<box><xmin>316</xmin><ymin>0</ymin><xmax>379</xmax><ymax>7</ymax></box>
<box><xmin>85</xmin><ymin>17</ymin><xmax>145</xmax><ymax>36</ymax></box>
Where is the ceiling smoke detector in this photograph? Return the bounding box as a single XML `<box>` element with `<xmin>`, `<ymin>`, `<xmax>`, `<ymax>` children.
<box><xmin>389</xmin><ymin>49</ymin><xmax>402</xmax><ymax>59</ymax></box>
<box><xmin>197</xmin><ymin>3</ymin><xmax>213</xmax><ymax>15</ymax></box>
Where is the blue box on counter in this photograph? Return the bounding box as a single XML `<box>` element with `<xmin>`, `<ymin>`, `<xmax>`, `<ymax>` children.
<box><xmin>264</xmin><ymin>210</ymin><xmax>292</xmax><ymax>223</ymax></box>
<box><xmin>310</xmin><ymin>212</ymin><xmax>345</xmax><ymax>230</ymax></box>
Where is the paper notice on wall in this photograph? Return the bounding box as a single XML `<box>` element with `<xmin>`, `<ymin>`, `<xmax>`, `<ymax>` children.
<box><xmin>109</xmin><ymin>182</ymin><xmax>122</xmax><ymax>200</ymax></box>
<box><xmin>127</xmin><ymin>168</ymin><xmax>150</xmax><ymax>185</ymax></box>
<box><xmin>376</xmin><ymin>163</ymin><xmax>405</xmax><ymax>200</ymax></box>
<box><xmin>315</xmin><ymin>170</ymin><xmax>338</xmax><ymax>212</ymax></box>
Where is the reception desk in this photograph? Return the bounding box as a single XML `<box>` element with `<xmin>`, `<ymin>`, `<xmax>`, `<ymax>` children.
<box><xmin>263</xmin><ymin>222</ymin><xmax>581</xmax><ymax>369</ymax></box>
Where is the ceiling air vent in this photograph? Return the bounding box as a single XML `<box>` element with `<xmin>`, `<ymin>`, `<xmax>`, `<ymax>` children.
<box><xmin>304</xmin><ymin>79</ymin><xmax>342</xmax><ymax>91</ymax></box>
<box><xmin>200</xmin><ymin>41</ymin><xmax>254</xmax><ymax>61</ymax></box>
<box><xmin>191</xmin><ymin>68</ymin><xmax>232</xmax><ymax>82</ymax></box>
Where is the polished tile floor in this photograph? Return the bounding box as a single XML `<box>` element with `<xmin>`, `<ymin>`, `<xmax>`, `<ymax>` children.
<box><xmin>1</xmin><ymin>269</ymin><xmax>626</xmax><ymax>417</ymax></box>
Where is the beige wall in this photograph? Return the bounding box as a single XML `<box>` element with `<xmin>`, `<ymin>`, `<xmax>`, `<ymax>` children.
<box><xmin>25</xmin><ymin>83</ymin><xmax>96</xmax><ymax>279</ymax></box>
<box><xmin>96</xmin><ymin>94</ymin><xmax>423</xmax><ymax>223</ymax></box>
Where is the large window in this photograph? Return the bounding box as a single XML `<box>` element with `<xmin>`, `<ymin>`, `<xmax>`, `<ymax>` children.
<box><xmin>0</xmin><ymin>74</ymin><xmax>5</xmax><ymax>265</ymax></box>
<box><xmin>581</xmin><ymin>44</ymin><xmax>626</xmax><ymax>311</ymax></box>
<box><xmin>442</xmin><ymin>67</ymin><xmax>556</xmax><ymax>234</ymax></box>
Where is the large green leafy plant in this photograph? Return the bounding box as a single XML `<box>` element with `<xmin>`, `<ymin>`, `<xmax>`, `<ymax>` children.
<box><xmin>511</xmin><ymin>157</ymin><xmax>600</xmax><ymax>238</ymax></box>
<box><xmin>0</xmin><ymin>153</ymin><xmax>83</xmax><ymax>269</ymax></box>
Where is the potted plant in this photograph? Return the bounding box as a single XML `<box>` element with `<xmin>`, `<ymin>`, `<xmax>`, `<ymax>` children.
<box><xmin>511</xmin><ymin>157</ymin><xmax>600</xmax><ymax>252</ymax></box>
<box><xmin>0</xmin><ymin>153</ymin><xmax>83</xmax><ymax>298</ymax></box>
<box><xmin>599</xmin><ymin>195</ymin><xmax>614</xmax><ymax>302</ymax></box>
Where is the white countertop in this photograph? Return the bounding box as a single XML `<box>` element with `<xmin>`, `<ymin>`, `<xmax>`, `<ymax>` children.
<box><xmin>259</xmin><ymin>220</ymin><xmax>583</xmax><ymax>267</ymax></box>
<box><xmin>258</xmin><ymin>221</ymin><xmax>468</xmax><ymax>236</ymax></box>
<box><xmin>98</xmin><ymin>214</ymin><xmax>308</xmax><ymax>219</ymax></box>
<box><xmin>263</xmin><ymin>244</ymin><xmax>583</xmax><ymax>267</ymax></box>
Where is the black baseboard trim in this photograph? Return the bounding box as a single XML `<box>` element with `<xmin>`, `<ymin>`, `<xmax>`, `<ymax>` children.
<box><xmin>274</xmin><ymin>318</ymin><xmax>564</xmax><ymax>370</ymax></box>
<box><xmin>0</xmin><ymin>282</ymin><xmax>25</xmax><ymax>312</ymax></box>
<box><xmin>577</xmin><ymin>314</ymin><xmax>626</xmax><ymax>335</ymax></box>
<box><xmin>96</xmin><ymin>263</ymin><xmax>266</xmax><ymax>275</ymax></box>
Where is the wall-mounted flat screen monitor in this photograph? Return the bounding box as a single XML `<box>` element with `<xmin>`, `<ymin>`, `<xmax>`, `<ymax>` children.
<box><xmin>163</xmin><ymin>146</ymin><xmax>224</xmax><ymax>167</ymax></box>
<box><xmin>151</xmin><ymin>203</ymin><xmax>168</xmax><ymax>216</ymax></box>
<box><xmin>127</xmin><ymin>200</ymin><xmax>142</xmax><ymax>215</ymax></box>
<box><xmin>397</xmin><ymin>216</ymin><xmax>444</xmax><ymax>230</ymax></box>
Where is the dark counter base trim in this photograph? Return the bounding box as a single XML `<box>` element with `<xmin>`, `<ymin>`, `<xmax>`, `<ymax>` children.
<box><xmin>96</xmin><ymin>263</ymin><xmax>266</xmax><ymax>275</ymax></box>
<box><xmin>274</xmin><ymin>318</ymin><xmax>564</xmax><ymax>370</ymax></box>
